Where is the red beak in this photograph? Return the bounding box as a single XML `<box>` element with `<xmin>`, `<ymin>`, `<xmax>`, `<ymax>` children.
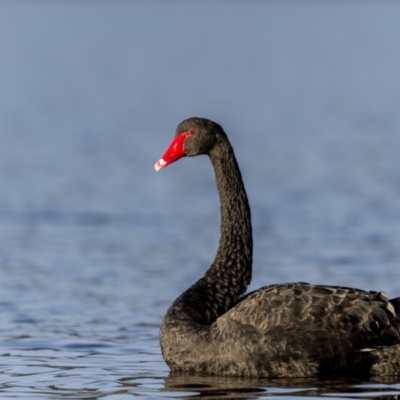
<box><xmin>154</xmin><ymin>131</ymin><xmax>192</xmax><ymax>171</ymax></box>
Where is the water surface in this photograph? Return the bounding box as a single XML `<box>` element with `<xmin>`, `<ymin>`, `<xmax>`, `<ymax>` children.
<box><xmin>1</xmin><ymin>2</ymin><xmax>400</xmax><ymax>398</ymax></box>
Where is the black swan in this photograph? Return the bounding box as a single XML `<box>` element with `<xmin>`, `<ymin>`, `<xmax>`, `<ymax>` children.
<box><xmin>154</xmin><ymin>117</ymin><xmax>400</xmax><ymax>378</ymax></box>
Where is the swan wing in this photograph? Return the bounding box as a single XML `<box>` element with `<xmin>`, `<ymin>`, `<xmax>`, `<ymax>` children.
<box><xmin>218</xmin><ymin>282</ymin><xmax>400</xmax><ymax>355</ymax></box>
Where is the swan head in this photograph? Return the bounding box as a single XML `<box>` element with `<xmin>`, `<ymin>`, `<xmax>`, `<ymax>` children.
<box><xmin>155</xmin><ymin>117</ymin><xmax>225</xmax><ymax>171</ymax></box>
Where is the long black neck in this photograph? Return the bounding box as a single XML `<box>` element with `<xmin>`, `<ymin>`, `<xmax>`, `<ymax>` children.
<box><xmin>163</xmin><ymin>136</ymin><xmax>253</xmax><ymax>328</ymax></box>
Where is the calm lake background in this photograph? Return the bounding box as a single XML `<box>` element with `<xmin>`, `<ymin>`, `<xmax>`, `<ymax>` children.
<box><xmin>1</xmin><ymin>1</ymin><xmax>400</xmax><ymax>398</ymax></box>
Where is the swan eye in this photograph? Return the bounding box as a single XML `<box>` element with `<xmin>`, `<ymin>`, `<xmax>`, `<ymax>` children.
<box><xmin>187</xmin><ymin>129</ymin><xmax>195</xmax><ymax>136</ymax></box>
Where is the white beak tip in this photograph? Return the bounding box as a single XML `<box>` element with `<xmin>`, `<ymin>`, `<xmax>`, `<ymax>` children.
<box><xmin>154</xmin><ymin>158</ymin><xmax>167</xmax><ymax>171</ymax></box>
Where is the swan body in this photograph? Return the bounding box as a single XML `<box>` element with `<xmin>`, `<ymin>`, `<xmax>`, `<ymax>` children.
<box><xmin>155</xmin><ymin>117</ymin><xmax>400</xmax><ymax>377</ymax></box>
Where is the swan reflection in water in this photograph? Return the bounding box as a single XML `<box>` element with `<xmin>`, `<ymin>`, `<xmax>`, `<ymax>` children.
<box><xmin>162</xmin><ymin>371</ymin><xmax>400</xmax><ymax>399</ymax></box>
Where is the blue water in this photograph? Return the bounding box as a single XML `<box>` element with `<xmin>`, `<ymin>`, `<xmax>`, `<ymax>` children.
<box><xmin>1</xmin><ymin>2</ymin><xmax>400</xmax><ymax>398</ymax></box>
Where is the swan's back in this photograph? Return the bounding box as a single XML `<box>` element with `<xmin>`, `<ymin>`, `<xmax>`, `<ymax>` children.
<box><xmin>214</xmin><ymin>283</ymin><xmax>400</xmax><ymax>376</ymax></box>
